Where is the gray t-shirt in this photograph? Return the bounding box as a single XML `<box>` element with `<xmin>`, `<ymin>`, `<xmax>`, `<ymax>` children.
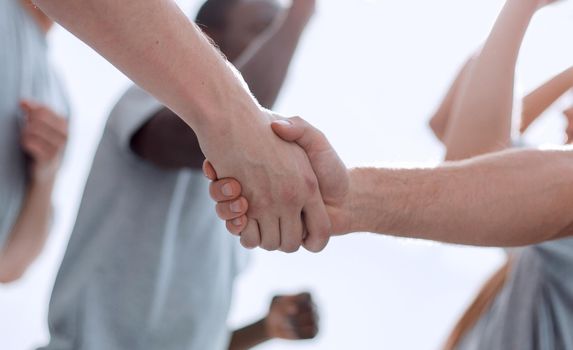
<box><xmin>42</xmin><ymin>86</ymin><xmax>246</xmax><ymax>350</ymax></box>
<box><xmin>0</xmin><ymin>0</ymin><xmax>70</xmax><ymax>248</ymax></box>
<box><xmin>458</xmin><ymin>238</ymin><xmax>573</xmax><ymax>349</ymax></box>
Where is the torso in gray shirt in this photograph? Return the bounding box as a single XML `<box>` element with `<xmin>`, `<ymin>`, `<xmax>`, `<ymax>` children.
<box><xmin>42</xmin><ymin>86</ymin><xmax>246</xmax><ymax>350</ymax></box>
<box><xmin>0</xmin><ymin>0</ymin><xmax>69</xmax><ymax>247</ymax></box>
<box><xmin>457</xmin><ymin>238</ymin><xmax>573</xmax><ymax>350</ymax></box>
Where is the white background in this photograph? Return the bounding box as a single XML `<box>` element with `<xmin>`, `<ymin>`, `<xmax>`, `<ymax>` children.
<box><xmin>2</xmin><ymin>0</ymin><xmax>573</xmax><ymax>349</ymax></box>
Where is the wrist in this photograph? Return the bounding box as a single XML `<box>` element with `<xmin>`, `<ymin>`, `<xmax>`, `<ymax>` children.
<box><xmin>259</xmin><ymin>317</ymin><xmax>274</xmax><ymax>341</ymax></box>
<box><xmin>342</xmin><ymin>168</ymin><xmax>374</xmax><ymax>235</ymax></box>
<box><xmin>193</xmin><ymin>97</ymin><xmax>269</xmax><ymax>159</ymax></box>
<box><xmin>27</xmin><ymin>174</ymin><xmax>56</xmax><ymax>198</ymax></box>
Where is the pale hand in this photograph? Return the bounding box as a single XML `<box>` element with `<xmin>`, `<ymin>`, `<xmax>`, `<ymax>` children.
<box><xmin>203</xmin><ymin>116</ymin><xmax>351</xmax><ymax>236</ymax></box>
<box><xmin>200</xmin><ymin>111</ymin><xmax>330</xmax><ymax>253</ymax></box>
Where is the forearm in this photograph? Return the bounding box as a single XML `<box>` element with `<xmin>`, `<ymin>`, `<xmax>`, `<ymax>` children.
<box><xmin>235</xmin><ymin>13</ymin><xmax>310</xmax><ymax>109</ymax></box>
<box><xmin>429</xmin><ymin>57</ymin><xmax>475</xmax><ymax>142</ymax></box>
<box><xmin>228</xmin><ymin>319</ymin><xmax>270</xmax><ymax>350</ymax></box>
<box><xmin>34</xmin><ymin>0</ymin><xmax>264</xmax><ymax>137</ymax></box>
<box><xmin>444</xmin><ymin>0</ymin><xmax>536</xmax><ymax>160</ymax></box>
<box><xmin>130</xmin><ymin>108</ymin><xmax>204</xmax><ymax>170</ymax></box>
<box><xmin>0</xmin><ymin>177</ymin><xmax>55</xmax><ymax>282</ymax></box>
<box><xmin>344</xmin><ymin>148</ymin><xmax>573</xmax><ymax>246</ymax></box>
<box><xmin>521</xmin><ymin>66</ymin><xmax>573</xmax><ymax>132</ymax></box>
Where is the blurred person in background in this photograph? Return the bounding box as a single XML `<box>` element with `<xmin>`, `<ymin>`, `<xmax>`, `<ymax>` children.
<box><xmin>208</xmin><ymin>1</ymin><xmax>573</xmax><ymax>348</ymax></box>
<box><xmin>0</xmin><ymin>0</ymin><xmax>69</xmax><ymax>283</ymax></box>
<box><xmin>426</xmin><ymin>0</ymin><xmax>573</xmax><ymax>348</ymax></box>
<box><xmin>41</xmin><ymin>1</ymin><xmax>319</xmax><ymax>349</ymax></box>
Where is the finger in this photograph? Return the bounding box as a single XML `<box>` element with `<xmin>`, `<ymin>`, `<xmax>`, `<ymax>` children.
<box><xmin>276</xmin><ymin>296</ymin><xmax>300</xmax><ymax>315</ymax></box>
<box><xmin>209</xmin><ymin>178</ymin><xmax>242</xmax><ymax>202</ymax></box>
<box><xmin>215</xmin><ymin>197</ymin><xmax>248</xmax><ymax>220</ymax></box>
<box><xmin>301</xmin><ymin>192</ymin><xmax>331</xmax><ymax>253</ymax></box>
<box><xmin>291</xmin><ymin>311</ymin><xmax>318</xmax><ymax>328</ymax></box>
<box><xmin>259</xmin><ymin>216</ymin><xmax>281</xmax><ymax>251</ymax></box>
<box><xmin>226</xmin><ymin>215</ymin><xmax>248</xmax><ymax>235</ymax></box>
<box><xmin>203</xmin><ymin>160</ymin><xmax>218</xmax><ymax>180</ymax></box>
<box><xmin>19</xmin><ymin>99</ymin><xmax>40</xmax><ymax>114</ymax></box>
<box><xmin>30</xmin><ymin>112</ymin><xmax>68</xmax><ymax>140</ymax></box>
<box><xmin>25</xmin><ymin>122</ymin><xmax>67</xmax><ymax>148</ymax></box>
<box><xmin>22</xmin><ymin>138</ymin><xmax>49</xmax><ymax>160</ymax></box>
<box><xmin>240</xmin><ymin>218</ymin><xmax>261</xmax><ymax>249</ymax></box>
<box><xmin>294</xmin><ymin>292</ymin><xmax>312</xmax><ymax>304</ymax></box>
<box><xmin>293</xmin><ymin>325</ymin><xmax>319</xmax><ymax>339</ymax></box>
<box><xmin>279</xmin><ymin>212</ymin><xmax>303</xmax><ymax>253</ymax></box>
<box><xmin>21</xmin><ymin>133</ymin><xmax>58</xmax><ymax>159</ymax></box>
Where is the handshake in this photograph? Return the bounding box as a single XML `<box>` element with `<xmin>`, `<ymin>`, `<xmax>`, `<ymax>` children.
<box><xmin>203</xmin><ymin>116</ymin><xmax>350</xmax><ymax>253</ymax></box>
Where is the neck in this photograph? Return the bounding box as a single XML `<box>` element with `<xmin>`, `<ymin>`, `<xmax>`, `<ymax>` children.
<box><xmin>20</xmin><ymin>0</ymin><xmax>54</xmax><ymax>35</ymax></box>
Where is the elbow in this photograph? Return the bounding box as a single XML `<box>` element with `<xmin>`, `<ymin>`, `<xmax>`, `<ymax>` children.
<box><xmin>429</xmin><ymin>116</ymin><xmax>446</xmax><ymax>144</ymax></box>
<box><xmin>0</xmin><ymin>268</ymin><xmax>25</xmax><ymax>284</ymax></box>
<box><xmin>0</xmin><ymin>254</ymin><xmax>28</xmax><ymax>284</ymax></box>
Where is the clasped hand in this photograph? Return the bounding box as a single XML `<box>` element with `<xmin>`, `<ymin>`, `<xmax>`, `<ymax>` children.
<box><xmin>204</xmin><ymin>116</ymin><xmax>351</xmax><ymax>253</ymax></box>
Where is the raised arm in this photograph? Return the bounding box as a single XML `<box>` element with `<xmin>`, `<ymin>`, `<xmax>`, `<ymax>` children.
<box><xmin>428</xmin><ymin>57</ymin><xmax>475</xmax><ymax>143</ymax></box>
<box><xmin>131</xmin><ymin>0</ymin><xmax>317</xmax><ymax>170</ymax></box>
<box><xmin>442</xmin><ymin>0</ymin><xmax>546</xmax><ymax>161</ymax></box>
<box><xmin>236</xmin><ymin>0</ymin><xmax>316</xmax><ymax>109</ymax></box>
<box><xmin>521</xmin><ymin>66</ymin><xmax>573</xmax><ymax>133</ymax></box>
<box><xmin>33</xmin><ymin>0</ymin><xmax>330</xmax><ymax>253</ymax></box>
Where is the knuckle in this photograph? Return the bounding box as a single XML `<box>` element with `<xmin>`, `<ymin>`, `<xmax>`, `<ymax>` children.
<box><xmin>279</xmin><ymin>183</ymin><xmax>300</xmax><ymax>203</ymax></box>
<box><xmin>280</xmin><ymin>243</ymin><xmax>300</xmax><ymax>254</ymax></box>
<box><xmin>250</xmin><ymin>196</ymin><xmax>273</xmax><ymax>214</ymax></box>
<box><xmin>260</xmin><ymin>241</ymin><xmax>279</xmax><ymax>251</ymax></box>
<box><xmin>303</xmin><ymin>175</ymin><xmax>318</xmax><ymax>195</ymax></box>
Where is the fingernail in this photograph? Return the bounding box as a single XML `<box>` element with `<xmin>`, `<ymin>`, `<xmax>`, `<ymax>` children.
<box><xmin>230</xmin><ymin>200</ymin><xmax>242</xmax><ymax>213</ymax></box>
<box><xmin>274</xmin><ymin>119</ymin><xmax>292</xmax><ymax>126</ymax></box>
<box><xmin>222</xmin><ymin>183</ymin><xmax>233</xmax><ymax>197</ymax></box>
<box><xmin>232</xmin><ymin>217</ymin><xmax>243</xmax><ymax>226</ymax></box>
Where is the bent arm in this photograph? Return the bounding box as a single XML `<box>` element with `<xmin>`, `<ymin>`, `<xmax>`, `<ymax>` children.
<box><xmin>131</xmin><ymin>6</ymin><xmax>312</xmax><ymax>169</ymax></box>
<box><xmin>443</xmin><ymin>1</ymin><xmax>537</xmax><ymax>161</ymax></box>
<box><xmin>521</xmin><ymin>66</ymin><xmax>573</xmax><ymax>133</ymax></box>
<box><xmin>33</xmin><ymin>0</ymin><xmax>262</xmax><ymax>139</ymax></box>
<box><xmin>0</xmin><ymin>178</ymin><xmax>55</xmax><ymax>283</ymax></box>
<box><xmin>346</xmin><ymin>148</ymin><xmax>573</xmax><ymax>246</ymax></box>
<box><xmin>130</xmin><ymin>108</ymin><xmax>204</xmax><ymax>169</ymax></box>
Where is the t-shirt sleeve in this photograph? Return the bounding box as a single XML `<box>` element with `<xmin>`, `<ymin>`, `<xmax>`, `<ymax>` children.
<box><xmin>106</xmin><ymin>85</ymin><xmax>165</xmax><ymax>154</ymax></box>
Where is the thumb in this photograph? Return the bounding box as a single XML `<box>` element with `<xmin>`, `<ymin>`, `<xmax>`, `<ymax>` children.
<box><xmin>271</xmin><ymin>118</ymin><xmax>305</xmax><ymax>142</ymax></box>
<box><xmin>202</xmin><ymin>160</ymin><xmax>218</xmax><ymax>180</ymax></box>
<box><xmin>271</xmin><ymin>117</ymin><xmax>328</xmax><ymax>156</ymax></box>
